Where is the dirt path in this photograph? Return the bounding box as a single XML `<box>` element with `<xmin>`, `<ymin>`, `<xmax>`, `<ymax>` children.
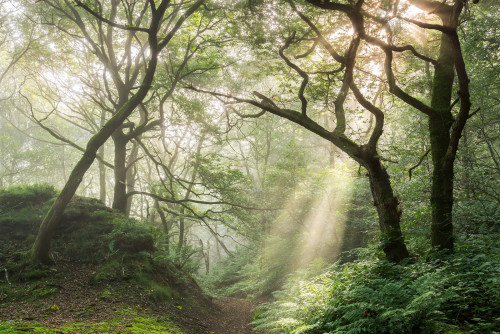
<box><xmin>171</xmin><ymin>297</ymin><xmax>256</xmax><ymax>334</ymax></box>
<box><xmin>211</xmin><ymin>298</ymin><xmax>255</xmax><ymax>334</ymax></box>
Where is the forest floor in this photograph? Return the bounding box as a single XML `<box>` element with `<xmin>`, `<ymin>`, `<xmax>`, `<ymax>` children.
<box><xmin>0</xmin><ymin>260</ymin><xmax>255</xmax><ymax>334</ymax></box>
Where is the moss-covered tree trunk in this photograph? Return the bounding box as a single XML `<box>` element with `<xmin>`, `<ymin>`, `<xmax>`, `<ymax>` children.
<box><xmin>429</xmin><ymin>16</ymin><xmax>456</xmax><ymax>251</ymax></box>
<box><xmin>112</xmin><ymin>131</ymin><xmax>128</xmax><ymax>214</ymax></box>
<box><xmin>178</xmin><ymin>206</ymin><xmax>185</xmax><ymax>250</ymax></box>
<box><xmin>98</xmin><ymin>147</ymin><xmax>107</xmax><ymax>203</ymax></box>
<box><xmin>386</xmin><ymin>0</ymin><xmax>471</xmax><ymax>252</ymax></box>
<box><xmin>98</xmin><ymin>110</ymin><xmax>107</xmax><ymax>204</ymax></box>
<box><xmin>125</xmin><ymin>141</ymin><xmax>139</xmax><ymax>216</ymax></box>
<box><xmin>155</xmin><ymin>199</ymin><xmax>170</xmax><ymax>253</ymax></box>
<box><xmin>31</xmin><ymin>152</ymin><xmax>98</xmax><ymax>263</ymax></box>
<box><xmin>364</xmin><ymin>155</ymin><xmax>410</xmax><ymax>262</ymax></box>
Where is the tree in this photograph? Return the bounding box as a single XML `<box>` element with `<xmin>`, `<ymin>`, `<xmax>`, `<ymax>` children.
<box><xmin>381</xmin><ymin>0</ymin><xmax>473</xmax><ymax>250</ymax></box>
<box><xmin>31</xmin><ymin>0</ymin><xmax>204</xmax><ymax>264</ymax></box>
<box><xmin>197</xmin><ymin>0</ymin><xmax>477</xmax><ymax>258</ymax></box>
<box><xmin>193</xmin><ymin>0</ymin><xmax>411</xmax><ymax>261</ymax></box>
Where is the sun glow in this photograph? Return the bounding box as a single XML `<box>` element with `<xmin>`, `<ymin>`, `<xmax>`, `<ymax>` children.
<box><xmin>262</xmin><ymin>157</ymin><xmax>357</xmax><ymax>271</ymax></box>
<box><xmin>295</xmin><ymin>161</ymin><xmax>355</xmax><ymax>268</ymax></box>
<box><xmin>401</xmin><ymin>1</ymin><xmax>427</xmax><ymax>18</ymax></box>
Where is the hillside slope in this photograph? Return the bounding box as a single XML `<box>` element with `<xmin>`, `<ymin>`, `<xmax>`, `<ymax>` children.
<box><xmin>0</xmin><ymin>185</ymin><xmax>255</xmax><ymax>334</ymax></box>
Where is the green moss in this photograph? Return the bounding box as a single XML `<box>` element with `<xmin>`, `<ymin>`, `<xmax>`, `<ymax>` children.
<box><xmin>94</xmin><ymin>259</ymin><xmax>122</xmax><ymax>282</ymax></box>
<box><xmin>98</xmin><ymin>286</ymin><xmax>113</xmax><ymax>300</ymax></box>
<box><xmin>31</xmin><ymin>286</ymin><xmax>58</xmax><ymax>299</ymax></box>
<box><xmin>114</xmin><ymin>307</ymin><xmax>139</xmax><ymax>316</ymax></box>
<box><xmin>93</xmin><ymin>252</ymin><xmax>155</xmax><ymax>283</ymax></box>
<box><xmin>21</xmin><ymin>266</ymin><xmax>56</xmax><ymax>281</ymax></box>
<box><xmin>109</xmin><ymin>218</ymin><xmax>155</xmax><ymax>253</ymax></box>
<box><xmin>142</xmin><ymin>278</ymin><xmax>177</xmax><ymax>301</ymax></box>
<box><xmin>1</xmin><ymin>184</ymin><xmax>197</xmax><ymax>309</ymax></box>
<box><xmin>0</xmin><ymin>316</ymin><xmax>185</xmax><ymax>333</ymax></box>
<box><xmin>0</xmin><ymin>184</ymin><xmax>56</xmax><ymax>210</ymax></box>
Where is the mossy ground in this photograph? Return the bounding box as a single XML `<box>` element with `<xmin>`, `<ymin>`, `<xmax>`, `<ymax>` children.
<box><xmin>0</xmin><ymin>185</ymin><xmax>255</xmax><ymax>334</ymax></box>
<box><xmin>0</xmin><ymin>314</ymin><xmax>184</xmax><ymax>333</ymax></box>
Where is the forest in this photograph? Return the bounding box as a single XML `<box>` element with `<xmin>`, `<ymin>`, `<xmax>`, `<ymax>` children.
<box><xmin>0</xmin><ymin>0</ymin><xmax>498</xmax><ymax>333</ymax></box>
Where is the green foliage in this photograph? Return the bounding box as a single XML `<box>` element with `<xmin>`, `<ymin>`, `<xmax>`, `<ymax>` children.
<box><xmin>53</xmin><ymin>207</ymin><xmax>115</xmax><ymax>263</ymax></box>
<box><xmin>0</xmin><ymin>184</ymin><xmax>56</xmax><ymax>244</ymax></box>
<box><xmin>197</xmin><ymin>154</ymin><xmax>251</xmax><ymax>196</ymax></box>
<box><xmin>202</xmin><ymin>246</ymin><xmax>260</xmax><ymax>297</ymax></box>
<box><xmin>253</xmin><ymin>234</ymin><xmax>500</xmax><ymax>333</ymax></box>
<box><xmin>205</xmin><ymin>161</ymin><xmax>378</xmax><ymax>298</ymax></box>
<box><xmin>153</xmin><ymin>245</ymin><xmax>201</xmax><ymax>276</ymax></box>
<box><xmin>93</xmin><ymin>258</ymin><xmax>123</xmax><ymax>282</ymax></box>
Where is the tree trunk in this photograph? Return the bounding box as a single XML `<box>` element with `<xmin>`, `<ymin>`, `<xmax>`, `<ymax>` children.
<box><xmin>429</xmin><ymin>32</ymin><xmax>455</xmax><ymax>251</ymax></box>
<box><xmin>98</xmin><ymin>111</ymin><xmax>107</xmax><ymax>204</ymax></box>
<box><xmin>125</xmin><ymin>140</ymin><xmax>139</xmax><ymax>216</ymax></box>
<box><xmin>61</xmin><ymin>146</ymin><xmax>67</xmax><ymax>182</ymax></box>
<box><xmin>155</xmin><ymin>199</ymin><xmax>170</xmax><ymax>253</ymax></box>
<box><xmin>365</xmin><ymin>155</ymin><xmax>410</xmax><ymax>262</ymax></box>
<box><xmin>98</xmin><ymin>146</ymin><xmax>107</xmax><ymax>203</ymax></box>
<box><xmin>178</xmin><ymin>206</ymin><xmax>185</xmax><ymax>250</ymax></box>
<box><xmin>32</xmin><ymin>151</ymin><xmax>97</xmax><ymax>263</ymax></box>
<box><xmin>112</xmin><ymin>131</ymin><xmax>128</xmax><ymax>214</ymax></box>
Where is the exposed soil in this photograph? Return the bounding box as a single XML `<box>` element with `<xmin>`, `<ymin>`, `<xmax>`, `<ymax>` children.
<box><xmin>168</xmin><ymin>297</ymin><xmax>255</xmax><ymax>334</ymax></box>
<box><xmin>0</xmin><ymin>260</ymin><xmax>256</xmax><ymax>334</ymax></box>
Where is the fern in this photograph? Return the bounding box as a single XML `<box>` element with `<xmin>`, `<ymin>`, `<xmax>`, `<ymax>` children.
<box><xmin>252</xmin><ymin>236</ymin><xmax>500</xmax><ymax>333</ymax></box>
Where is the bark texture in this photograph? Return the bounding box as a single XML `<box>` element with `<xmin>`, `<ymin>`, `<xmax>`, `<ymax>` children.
<box><xmin>429</xmin><ymin>33</ymin><xmax>455</xmax><ymax>250</ymax></box>
<box><xmin>112</xmin><ymin>131</ymin><xmax>128</xmax><ymax>214</ymax></box>
<box><xmin>365</xmin><ymin>156</ymin><xmax>410</xmax><ymax>262</ymax></box>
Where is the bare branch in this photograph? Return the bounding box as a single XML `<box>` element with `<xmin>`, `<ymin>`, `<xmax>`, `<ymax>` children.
<box><xmin>467</xmin><ymin>107</ymin><xmax>480</xmax><ymax>119</ymax></box>
<box><xmin>304</xmin><ymin>0</ymin><xmax>353</xmax><ymax>15</ymax></box>
<box><xmin>18</xmin><ymin>92</ymin><xmax>114</xmax><ymax>169</ymax></box>
<box><xmin>399</xmin><ymin>16</ymin><xmax>454</xmax><ymax>34</ymax></box>
<box><xmin>187</xmin><ymin>85</ymin><xmax>362</xmax><ymax>158</ymax></box>
<box><xmin>362</xmin><ymin>34</ymin><xmax>438</xmax><ymax>65</ymax></box>
<box><xmin>384</xmin><ymin>49</ymin><xmax>437</xmax><ymax>117</ymax></box>
<box><xmin>289</xmin><ymin>1</ymin><xmax>345</xmax><ymax>64</ymax></box>
<box><xmin>279</xmin><ymin>32</ymin><xmax>309</xmax><ymax>116</ymax></box>
<box><xmin>408</xmin><ymin>148</ymin><xmax>431</xmax><ymax>180</ymax></box>
<box><xmin>128</xmin><ymin>190</ymin><xmax>279</xmax><ymax>211</ymax></box>
<box><xmin>74</xmin><ymin>0</ymin><xmax>150</xmax><ymax>32</ymax></box>
<box><xmin>295</xmin><ymin>39</ymin><xmax>318</xmax><ymax>59</ymax></box>
<box><xmin>158</xmin><ymin>0</ymin><xmax>205</xmax><ymax>50</ymax></box>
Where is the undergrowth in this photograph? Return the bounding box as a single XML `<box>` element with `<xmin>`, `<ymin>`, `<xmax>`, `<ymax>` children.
<box><xmin>252</xmin><ymin>234</ymin><xmax>500</xmax><ymax>334</ymax></box>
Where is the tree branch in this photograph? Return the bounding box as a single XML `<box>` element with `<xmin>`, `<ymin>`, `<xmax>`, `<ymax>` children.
<box><xmin>127</xmin><ymin>190</ymin><xmax>279</xmax><ymax>211</ymax></box>
<box><xmin>384</xmin><ymin>49</ymin><xmax>437</xmax><ymax>117</ymax></box>
<box><xmin>279</xmin><ymin>31</ymin><xmax>309</xmax><ymax>116</ymax></box>
<box><xmin>398</xmin><ymin>16</ymin><xmax>454</xmax><ymax>34</ymax></box>
<box><xmin>74</xmin><ymin>0</ymin><xmax>150</xmax><ymax>32</ymax></box>
<box><xmin>408</xmin><ymin>148</ymin><xmax>431</xmax><ymax>180</ymax></box>
<box><xmin>19</xmin><ymin>92</ymin><xmax>114</xmax><ymax>169</ymax></box>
